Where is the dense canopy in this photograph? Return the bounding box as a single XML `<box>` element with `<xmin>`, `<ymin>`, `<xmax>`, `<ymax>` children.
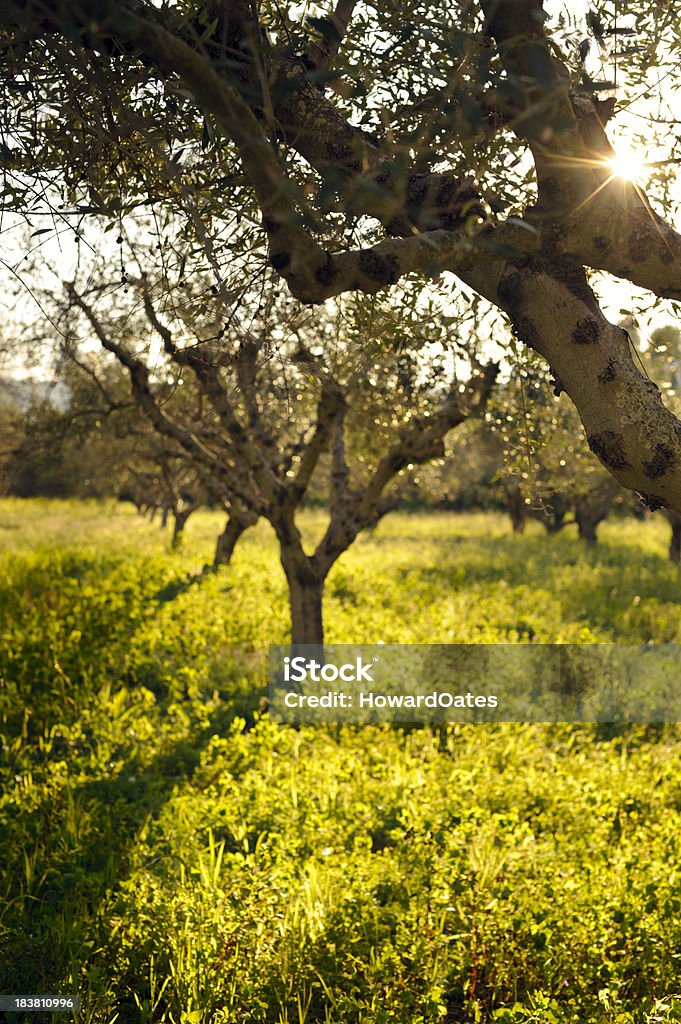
<box><xmin>2</xmin><ymin>0</ymin><xmax>681</xmax><ymax>506</ymax></box>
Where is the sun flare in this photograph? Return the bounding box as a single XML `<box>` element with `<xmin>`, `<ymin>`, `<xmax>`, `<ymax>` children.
<box><xmin>606</xmin><ymin>149</ymin><xmax>648</xmax><ymax>183</ymax></box>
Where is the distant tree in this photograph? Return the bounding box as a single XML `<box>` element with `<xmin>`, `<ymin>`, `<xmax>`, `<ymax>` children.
<box><xmin>123</xmin><ymin>436</ymin><xmax>257</xmax><ymax>558</ymax></box>
<box><xmin>491</xmin><ymin>361</ymin><xmax>628</xmax><ymax>544</ymax></box>
<box><xmin>403</xmin><ymin>419</ymin><xmax>504</xmax><ymax>514</ymax></box>
<box><xmin>0</xmin><ymin>385</ymin><xmax>28</xmax><ymax>495</ymax></box>
<box><xmin>2</xmin><ymin>361</ymin><xmax>135</xmax><ymax>499</ymax></box>
<box><xmin>57</xmin><ymin>334</ymin><xmax>260</xmax><ymax>565</ymax></box>
<box><xmin>64</xmin><ymin>277</ymin><xmax>496</xmax><ymax>645</ymax></box>
<box><xmin>212</xmin><ymin>500</ymin><xmax>259</xmax><ymax>571</ymax></box>
<box><xmin>123</xmin><ymin>439</ymin><xmax>209</xmax><ymax>547</ymax></box>
<box><xmin>572</xmin><ymin>476</ymin><xmax>621</xmax><ymax>547</ymax></box>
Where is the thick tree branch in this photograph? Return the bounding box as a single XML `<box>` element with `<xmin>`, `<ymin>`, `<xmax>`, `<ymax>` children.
<box><xmin>478</xmin><ymin>0</ymin><xmax>681</xmax><ymax>299</ymax></box>
<box><xmin>490</xmin><ymin>257</ymin><xmax>681</xmax><ymax>510</ymax></box>
<box><xmin>329</xmin><ymin>407</ymin><xmax>350</xmax><ymax>511</ymax></box>
<box><xmin>290</xmin><ymin>380</ymin><xmax>347</xmax><ymax>502</ymax></box>
<box><xmin>140</xmin><ymin>283</ymin><xmax>283</xmax><ymax>502</ymax></box>
<box><xmin>313</xmin><ymin>364</ymin><xmax>498</xmax><ymax>571</ymax></box>
<box><xmin>20</xmin><ymin>0</ymin><xmax>334</xmax><ymax>299</ymax></box>
<box><xmin>303</xmin><ymin>0</ymin><xmax>358</xmax><ymax>72</ymax></box>
<box><xmin>360</xmin><ymin>364</ymin><xmax>498</xmax><ymax>516</ymax></box>
<box><xmin>557</xmin><ymin>172</ymin><xmax>681</xmax><ymax>302</ymax></box>
<box><xmin>233</xmin><ymin>340</ymin><xmax>279</xmax><ymax>457</ymax></box>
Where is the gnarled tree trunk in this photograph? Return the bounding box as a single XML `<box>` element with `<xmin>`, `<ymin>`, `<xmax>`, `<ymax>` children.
<box><xmin>213</xmin><ymin>510</ymin><xmax>256</xmax><ymax>569</ymax></box>
<box><xmin>278</xmin><ymin>535</ymin><xmax>327</xmax><ymax>649</ymax></box>
<box><xmin>283</xmin><ymin>561</ymin><xmax>326</xmax><ymax>649</ymax></box>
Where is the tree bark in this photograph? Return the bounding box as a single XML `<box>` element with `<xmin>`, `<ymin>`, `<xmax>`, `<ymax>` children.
<box><xmin>171</xmin><ymin>508</ymin><xmax>191</xmax><ymax>548</ymax></box>
<box><xmin>212</xmin><ymin>513</ymin><xmax>252</xmax><ymax>569</ymax></box>
<box><xmin>281</xmin><ymin>557</ymin><xmax>326</xmax><ymax>649</ymax></box>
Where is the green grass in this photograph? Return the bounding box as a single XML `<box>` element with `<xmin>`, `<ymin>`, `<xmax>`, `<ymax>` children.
<box><xmin>2</xmin><ymin>499</ymin><xmax>681</xmax><ymax>1024</ymax></box>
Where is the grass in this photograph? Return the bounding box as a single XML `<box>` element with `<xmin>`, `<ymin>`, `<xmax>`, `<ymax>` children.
<box><xmin>1</xmin><ymin>499</ymin><xmax>681</xmax><ymax>1024</ymax></box>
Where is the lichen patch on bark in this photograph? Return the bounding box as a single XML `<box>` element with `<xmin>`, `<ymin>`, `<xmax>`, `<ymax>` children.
<box><xmin>597</xmin><ymin>359</ymin><xmax>617</xmax><ymax>384</ymax></box>
<box><xmin>643</xmin><ymin>443</ymin><xmax>675</xmax><ymax>480</ymax></box>
<box><xmin>572</xmin><ymin>318</ymin><xmax>600</xmax><ymax>345</ymax></box>
<box><xmin>587</xmin><ymin>430</ymin><xmax>629</xmax><ymax>470</ymax></box>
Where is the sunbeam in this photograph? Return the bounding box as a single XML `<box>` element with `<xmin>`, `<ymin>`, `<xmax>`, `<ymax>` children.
<box><xmin>606</xmin><ymin>149</ymin><xmax>649</xmax><ymax>183</ymax></box>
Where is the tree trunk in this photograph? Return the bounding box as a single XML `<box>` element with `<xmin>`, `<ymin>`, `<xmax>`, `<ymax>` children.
<box><xmin>505</xmin><ymin>485</ymin><xmax>526</xmax><ymax>533</ymax></box>
<box><xmin>574</xmin><ymin>499</ymin><xmax>606</xmax><ymax>546</ymax></box>
<box><xmin>576</xmin><ymin>515</ymin><xmax>599</xmax><ymax>546</ymax></box>
<box><xmin>574</xmin><ymin>482</ymin><xmax>616</xmax><ymax>546</ymax></box>
<box><xmin>161</xmin><ymin>504</ymin><xmax>169</xmax><ymax>528</ymax></box>
<box><xmin>543</xmin><ymin>512</ymin><xmax>567</xmax><ymax>534</ymax></box>
<box><xmin>667</xmin><ymin>511</ymin><xmax>681</xmax><ymax>564</ymax></box>
<box><xmin>535</xmin><ymin>492</ymin><xmax>571</xmax><ymax>534</ymax></box>
<box><xmin>213</xmin><ymin>514</ymin><xmax>251</xmax><ymax>569</ymax></box>
<box><xmin>282</xmin><ymin>559</ymin><xmax>326</xmax><ymax>649</ymax></box>
<box><xmin>171</xmin><ymin>508</ymin><xmax>191</xmax><ymax>548</ymax></box>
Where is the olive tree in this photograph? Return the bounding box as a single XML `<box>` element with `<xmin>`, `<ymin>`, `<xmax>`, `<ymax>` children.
<box><xmin>62</xmin><ymin>273</ymin><xmax>495</xmax><ymax>645</ymax></box>
<box><xmin>2</xmin><ymin>0</ymin><xmax>681</xmax><ymax>509</ymax></box>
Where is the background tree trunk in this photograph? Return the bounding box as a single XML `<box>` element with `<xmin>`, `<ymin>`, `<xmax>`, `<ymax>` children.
<box><xmin>505</xmin><ymin>485</ymin><xmax>526</xmax><ymax>534</ymax></box>
<box><xmin>213</xmin><ymin>513</ymin><xmax>253</xmax><ymax>569</ymax></box>
<box><xmin>171</xmin><ymin>508</ymin><xmax>191</xmax><ymax>548</ymax></box>
<box><xmin>576</xmin><ymin>516</ymin><xmax>599</xmax><ymax>546</ymax></box>
<box><xmin>667</xmin><ymin>511</ymin><xmax>681</xmax><ymax>564</ymax></box>
<box><xmin>539</xmin><ymin>493</ymin><xmax>571</xmax><ymax>534</ymax></box>
<box><xmin>574</xmin><ymin>483</ymin><xmax>616</xmax><ymax>547</ymax></box>
<box><xmin>574</xmin><ymin>499</ymin><xmax>606</xmax><ymax>546</ymax></box>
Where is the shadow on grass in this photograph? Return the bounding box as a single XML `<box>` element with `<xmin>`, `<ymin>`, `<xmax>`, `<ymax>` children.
<box><xmin>1</xmin><ymin>681</ymin><xmax>265</xmax><ymax>1012</ymax></box>
<box><xmin>152</xmin><ymin>562</ymin><xmax>224</xmax><ymax>604</ymax></box>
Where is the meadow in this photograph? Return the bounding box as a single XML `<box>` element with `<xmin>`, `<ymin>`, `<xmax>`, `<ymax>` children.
<box><xmin>2</xmin><ymin>499</ymin><xmax>681</xmax><ymax>1024</ymax></box>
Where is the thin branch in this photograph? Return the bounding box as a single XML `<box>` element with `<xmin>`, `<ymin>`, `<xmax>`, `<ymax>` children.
<box><xmin>67</xmin><ymin>285</ymin><xmax>259</xmax><ymax>510</ymax></box>
<box><xmin>140</xmin><ymin>279</ymin><xmax>282</xmax><ymax>501</ymax></box>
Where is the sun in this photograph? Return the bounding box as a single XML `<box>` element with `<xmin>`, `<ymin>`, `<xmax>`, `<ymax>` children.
<box><xmin>606</xmin><ymin>149</ymin><xmax>648</xmax><ymax>183</ymax></box>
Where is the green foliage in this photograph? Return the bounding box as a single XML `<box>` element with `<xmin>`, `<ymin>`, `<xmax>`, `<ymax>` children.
<box><xmin>2</xmin><ymin>501</ymin><xmax>681</xmax><ymax>1023</ymax></box>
